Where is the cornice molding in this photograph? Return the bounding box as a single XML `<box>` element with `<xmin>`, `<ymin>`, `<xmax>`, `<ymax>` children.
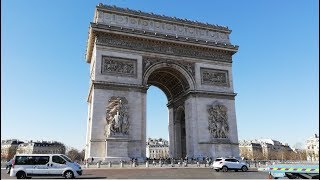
<box><xmin>91</xmin><ymin>23</ymin><xmax>238</xmax><ymax>50</ymax></box>
<box><xmin>92</xmin><ymin>81</ymin><xmax>148</xmax><ymax>92</ymax></box>
<box><xmin>88</xmin><ymin>31</ymin><xmax>235</xmax><ymax>64</ymax></box>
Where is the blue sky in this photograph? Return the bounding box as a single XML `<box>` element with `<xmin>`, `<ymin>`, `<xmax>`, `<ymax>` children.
<box><xmin>2</xmin><ymin>0</ymin><xmax>318</xmax><ymax>150</ymax></box>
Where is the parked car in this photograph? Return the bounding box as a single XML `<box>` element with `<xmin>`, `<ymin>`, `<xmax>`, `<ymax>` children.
<box><xmin>10</xmin><ymin>154</ymin><xmax>82</xmax><ymax>179</ymax></box>
<box><xmin>212</xmin><ymin>157</ymin><xmax>248</xmax><ymax>172</ymax></box>
<box><xmin>6</xmin><ymin>159</ymin><xmax>14</xmax><ymax>174</ymax></box>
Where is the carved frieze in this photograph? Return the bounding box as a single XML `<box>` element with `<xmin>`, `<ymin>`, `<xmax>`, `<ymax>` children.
<box><xmin>104</xmin><ymin>97</ymin><xmax>130</xmax><ymax>137</ymax></box>
<box><xmin>207</xmin><ymin>103</ymin><xmax>229</xmax><ymax>139</ymax></box>
<box><xmin>143</xmin><ymin>56</ymin><xmax>195</xmax><ymax>77</ymax></box>
<box><xmin>96</xmin><ymin>33</ymin><xmax>233</xmax><ymax>62</ymax></box>
<box><xmin>201</xmin><ymin>68</ymin><xmax>229</xmax><ymax>87</ymax></box>
<box><xmin>101</xmin><ymin>56</ymin><xmax>137</xmax><ymax>77</ymax></box>
<box><xmin>96</xmin><ymin>6</ymin><xmax>231</xmax><ymax>44</ymax></box>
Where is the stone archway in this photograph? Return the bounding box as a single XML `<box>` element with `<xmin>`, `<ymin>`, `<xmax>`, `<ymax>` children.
<box><xmin>84</xmin><ymin>4</ymin><xmax>240</xmax><ymax>162</ymax></box>
<box><xmin>143</xmin><ymin>63</ymin><xmax>194</xmax><ymax>159</ymax></box>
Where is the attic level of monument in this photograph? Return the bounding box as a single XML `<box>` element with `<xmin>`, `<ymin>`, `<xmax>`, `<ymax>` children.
<box><xmin>85</xmin><ymin>4</ymin><xmax>238</xmax><ymax>62</ymax></box>
<box><xmin>95</xmin><ymin>4</ymin><xmax>231</xmax><ymax>33</ymax></box>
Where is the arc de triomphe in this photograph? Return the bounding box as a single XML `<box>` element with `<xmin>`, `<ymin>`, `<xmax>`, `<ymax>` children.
<box><xmin>85</xmin><ymin>4</ymin><xmax>240</xmax><ymax>161</ymax></box>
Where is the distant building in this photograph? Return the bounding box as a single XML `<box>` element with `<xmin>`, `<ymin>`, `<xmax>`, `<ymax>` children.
<box><xmin>239</xmin><ymin>139</ymin><xmax>294</xmax><ymax>160</ymax></box>
<box><xmin>16</xmin><ymin>140</ymin><xmax>66</xmax><ymax>155</ymax></box>
<box><xmin>146</xmin><ymin>138</ymin><xmax>169</xmax><ymax>159</ymax></box>
<box><xmin>239</xmin><ymin>140</ymin><xmax>263</xmax><ymax>160</ymax></box>
<box><xmin>306</xmin><ymin>134</ymin><xmax>319</xmax><ymax>162</ymax></box>
<box><xmin>1</xmin><ymin>139</ymin><xmax>24</xmax><ymax>160</ymax></box>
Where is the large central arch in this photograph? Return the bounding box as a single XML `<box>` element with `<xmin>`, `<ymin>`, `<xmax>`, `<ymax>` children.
<box><xmin>84</xmin><ymin>4</ymin><xmax>240</xmax><ymax>161</ymax></box>
<box><xmin>144</xmin><ymin>63</ymin><xmax>194</xmax><ymax>158</ymax></box>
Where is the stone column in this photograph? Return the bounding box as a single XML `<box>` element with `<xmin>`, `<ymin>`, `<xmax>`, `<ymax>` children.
<box><xmin>168</xmin><ymin>107</ymin><xmax>175</xmax><ymax>158</ymax></box>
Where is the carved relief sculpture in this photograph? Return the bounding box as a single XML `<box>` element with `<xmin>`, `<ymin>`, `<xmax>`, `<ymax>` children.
<box><xmin>105</xmin><ymin>97</ymin><xmax>130</xmax><ymax>137</ymax></box>
<box><xmin>201</xmin><ymin>68</ymin><xmax>229</xmax><ymax>87</ymax></box>
<box><xmin>207</xmin><ymin>103</ymin><xmax>229</xmax><ymax>139</ymax></box>
<box><xmin>96</xmin><ymin>33</ymin><xmax>233</xmax><ymax>62</ymax></box>
<box><xmin>143</xmin><ymin>56</ymin><xmax>195</xmax><ymax>76</ymax></box>
<box><xmin>101</xmin><ymin>56</ymin><xmax>137</xmax><ymax>77</ymax></box>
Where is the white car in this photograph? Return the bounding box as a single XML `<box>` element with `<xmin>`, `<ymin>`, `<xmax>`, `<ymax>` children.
<box><xmin>212</xmin><ymin>157</ymin><xmax>248</xmax><ymax>172</ymax></box>
<box><xmin>10</xmin><ymin>154</ymin><xmax>82</xmax><ymax>179</ymax></box>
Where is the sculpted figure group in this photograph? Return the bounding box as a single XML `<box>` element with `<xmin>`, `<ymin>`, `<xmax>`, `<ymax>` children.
<box><xmin>105</xmin><ymin>97</ymin><xmax>130</xmax><ymax>137</ymax></box>
<box><xmin>207</xmin><ymin>103</ymin><xmax>229</xmax><ymax>139</ymax></box>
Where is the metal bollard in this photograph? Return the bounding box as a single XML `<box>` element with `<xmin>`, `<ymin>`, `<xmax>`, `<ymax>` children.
<box><xmin>120</xmin><ymin>161</ymin><xmax>124</xmax><ymax>168</ymax></box>
<box><xmin>108</xmin><ymin>161</ymin><xmax>112</xmax><ymax>168</ymax></box>
<box><xmin>96</xmin><ymin>161</ymin><xmax>100</xmax><ymax>168</ymax></box>
<box><xmin>197</xmin><ymin>161</ymin><xmax>200</xmax><ymax>167</ymax></box>
<box><xmin>133</xmin><ymin>161</ymin><xmax>136</xmax><ymax>167</ymax></box>
<box><xmin>86</xmin><ymin>163</ymin><xmax>89</xmax><ymax>168</ymax></box>
<box><xmin>146</xmin><ymin>161</ymin><xmax>149</xmax><ymax>168</ymax></box>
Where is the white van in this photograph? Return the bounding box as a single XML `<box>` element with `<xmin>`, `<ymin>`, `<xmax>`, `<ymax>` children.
<box><xmin>10</xmin><ymin>154</ymin><xmax>82</xmax><ymax>179</ymax></box>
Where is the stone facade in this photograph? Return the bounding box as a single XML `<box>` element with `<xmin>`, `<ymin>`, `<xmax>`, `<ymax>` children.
<box><xmin>1</xmin><ymin>139</ymin><xmax>24</xmax><ymax>160</ymax></box>
<box><xmin>306</xmin><ymin>134</ymin><xmax>319</xmax><ymax>162</ymax></box>
<box><xmin>16</xmin><ymin>141</ymin><xmax>66</xmax><ymax>155</ymax></box>
<box><xmin>85</xmin><ymin>3</ymin><xmax>240</xmax><ymax>162</ymax></box>
<box><xmin>146</xmin><ymin>138</ymin><xmax>169</xmax><ymax>159</ymax></box>
<box><xmin>239</xmin><ymin>139</ymin><xmax>295</xmax><ymax>160</ymax></box>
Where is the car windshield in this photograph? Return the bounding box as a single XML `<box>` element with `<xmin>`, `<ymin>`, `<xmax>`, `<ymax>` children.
<box><xmin>60</xmin><ymin>155</ymin><xmax>72</xmax><ymax>162</ymax></box>
<box><xmin>214</xmin><ymin>158</ymin><xmax>222</xmax><ymax>161</ymax></box>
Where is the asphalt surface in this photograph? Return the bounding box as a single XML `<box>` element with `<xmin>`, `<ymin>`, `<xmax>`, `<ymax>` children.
<box><xmin>1</xmin><ymin>168</ymin><xmax>269</xmax><ymax>179</ymax></box>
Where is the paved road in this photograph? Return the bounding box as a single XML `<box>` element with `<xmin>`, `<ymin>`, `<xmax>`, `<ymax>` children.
<box><xmin>1</xmin><ymin>168</ymin><xmax>269</xmax><ymax>179</ymax></box>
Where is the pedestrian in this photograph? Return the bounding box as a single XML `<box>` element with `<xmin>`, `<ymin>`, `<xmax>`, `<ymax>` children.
<box><xmin>152</xmin><ymin>158</ymin><xmax>156</xmax><ymax>167</ymax></box>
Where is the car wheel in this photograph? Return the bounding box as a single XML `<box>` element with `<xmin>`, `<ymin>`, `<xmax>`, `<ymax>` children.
<box><xmin>16</xmin><ymin>171</ymin><xmax>27</xmax><ymax>179</ymax></box>
<box><xmin>241</xmin><ymin>165</ymin><xmax>248</xmax><ymax>172</ymax></box>
<box><xmin>221</xmin><ymin>166</ymin><xmax>228</xmax><ymax>172</ymax></box>
<box><xmin>215</xmin><ymin>169</ymin><xmax>220</xmax><ymax>172</ymax></box>
<box><xmin>64</xmin><ymin>170</ymin><xmax>74</xmax><ymax>179</ymax></box>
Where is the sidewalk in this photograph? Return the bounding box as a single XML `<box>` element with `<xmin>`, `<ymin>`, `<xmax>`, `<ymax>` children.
<box><xmin>81</xmin><ymin>163</ymin><xmax>258</xmax><ymax>170</ymax></box>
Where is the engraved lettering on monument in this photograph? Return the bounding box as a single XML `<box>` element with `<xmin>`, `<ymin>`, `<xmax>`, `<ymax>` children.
<box><xmin>201</xmin><ymin>68</ymin><xmax>229</xmax><ymax>86</ymax></box>
<box><xmin>207</xmin><ymin>103</ymin><xmax>229</xmax><ymax>139</ymax></box>
<box><xmin>105</xmin><ymin>97</ymin><xmax>130</xmax><ymax>137</ymax></box>
<box><xmin>101</xmin><ymin>56</ymin><xmax>137</xmax><ymax>77</ymax></box>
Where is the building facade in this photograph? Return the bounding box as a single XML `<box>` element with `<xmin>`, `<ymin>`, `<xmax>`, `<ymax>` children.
<box><xmin>239</xmin><ymin>139</ymin><xmax>294</xmax><ymax>160</ymax></box>
<box><xmin>16</xmin><ymin>141</ymin><xmax>66</xmax><ymax>155</ymax></box>
<box><xmin>146</xmin><ymin>138</ymin><xmax>169</xmax><ymax>159</ymax></box>
<box><xmin>1</xmin><ymin>139</ymin><xmax>24</xmax><ymax>160</ymax></box>
<box><xmin>306</xmin><ymin>134</ymin><xmax>319</xmax><ymax>162</ymax></box>
<box><xmin>239</xmin><ymin>140</ymin><xmax>263</xmax><ymax>160</ymax></box>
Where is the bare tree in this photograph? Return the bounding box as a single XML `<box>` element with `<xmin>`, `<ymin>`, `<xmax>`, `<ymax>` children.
<box><xmin>66</xmin><ymin>148</ymin><xmax>82</xmax><ymax>162</ymax></box>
